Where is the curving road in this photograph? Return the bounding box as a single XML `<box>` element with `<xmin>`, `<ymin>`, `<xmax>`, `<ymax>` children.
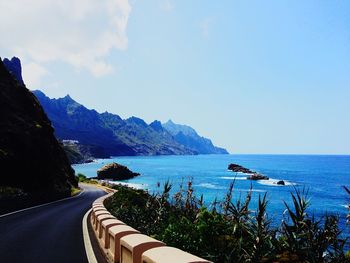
<box><xmin>0</xmin><ymin>184</ymin><xmax>106</xmax><ymax>263</ymax></box>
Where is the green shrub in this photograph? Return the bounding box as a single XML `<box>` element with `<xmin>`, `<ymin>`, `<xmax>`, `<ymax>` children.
<box><xmin>104</xmin><ymin>182</ymin><xmax>349</xmax><ymax>263</ymax></box>
<box><xmin>76</xmin><ymin>173</ymin><xmax>87</xmax><ymax>182</ymax></box>
<box><xmin>276</xmin><ymin>188</ymin><xmax>348</xmax><ymax>262</ymax></box>
<box><xmin>75</xmin><ymin>173</ymin><xmax>98</xmax><ymax>184</ymax></box>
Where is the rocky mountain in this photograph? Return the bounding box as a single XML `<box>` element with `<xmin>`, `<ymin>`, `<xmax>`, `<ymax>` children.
<box><xmin>163</xmin><ymin>120</ymin><xmax>228</xmax><ymax>154</ymax></box>
<box><xmin>33</xmin><ymin>91</ymin><xmax>196</xmax><ymax>158</ymax></box>
<box><xmin>61</xmin><ymin>140</ymin><xmax>98</xmax><ymax>164</ymax></box>
<box><xmin>33</xmin><ymin>91</ymin><xmax>228</xmax><ymax>160</ymax></box>
<box><xmin>3</xmin><ymin>57</ymin><xmax>227</xmax><ymax>161</ymax></box>
<box><xmin>2</xmin><ymin>57</ymin><xmax>24</xmax><ymax>84</ymax></box>
<box><xmin>0</xmin><ymin>58</ymin><xmax>77</xmax><ymax>201</ymax></box>
<box><xmin>33</xmin><ymin>90</ymin><xmax>135</xmax><ymax>158</ymax></box>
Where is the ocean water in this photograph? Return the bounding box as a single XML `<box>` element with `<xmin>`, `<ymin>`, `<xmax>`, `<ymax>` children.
<box><xmin>74</xmin><ymin>154</ymin><xmax>350</xmax><ymax>227</ymax></box>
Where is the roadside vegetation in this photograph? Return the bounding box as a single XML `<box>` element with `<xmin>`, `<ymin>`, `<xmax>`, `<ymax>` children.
<box><xmin>71</xmin><ymin>173</ymin><xmax>98</xmax><ymax>196</ymax></box>
<box><xmin>70</xmin><ymin>187</ymin><xmax>81</xmax><ymax>196</ymax></box>
<box><xmin>75</xmin><ymin>173</ymin><xmax>98</xmax><ymax>184</ymax></box>
<box><xmin>104</xmin><ymin>181</ymin><xmax>350</xmax><ymax>263</ymax></box>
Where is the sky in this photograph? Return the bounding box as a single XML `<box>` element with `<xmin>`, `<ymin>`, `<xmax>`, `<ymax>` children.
<box><xmin>0</xmin><ymin>0</ymin><xmax>349</xmax><ymax>154</ymax></box>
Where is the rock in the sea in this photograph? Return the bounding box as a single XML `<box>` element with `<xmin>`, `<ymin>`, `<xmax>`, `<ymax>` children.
<box><xmin>97</xmin><ymin>162</ymin><xmax>140</xmax><ymax>180</ymax></box>
<box><xmin>228</xmin><ymin>163</ymin><xmax>269</xmax><ymax>180</ymax></box>
<box><xmin>276</xmin><ymin>180</ymin><xmax>285</xmax><ymax>185</ymax></box>
<box><xmin>228</xmin><ymin>163</ymin><xmax>254</xmax><ymax>174</ymax></box>
<box><xmin>246</xmin><ymin>173</ymin><xmax>269</xmax><ymax>180</ymax></box>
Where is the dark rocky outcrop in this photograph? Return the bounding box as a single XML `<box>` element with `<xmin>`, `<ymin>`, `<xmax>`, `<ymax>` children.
<box><xmin>0</xmin><ymin>58</ymin><xmax>77</xmax><ymax>202</ymax></box>
<box><xmin>228</xmin><ymin>163</ymin><xmax>254</xmax><ymax>174</ymax></box>
<box><xmin>276</xmin><ymin>180</ymin><xmax>285</xmax><ymax>185</ymax></box>
<box><xmin>3</xmin><ymin>57</ymin><xmax>24</xmax><ymax>84</ymax></box>
<box><xmin>97</xmin><ymin>163</ymin><xmax>140</xmax><ymax>180</ymax></box>
<box><xmin>246</xmin><ymin>174</ymin><xmax>269</xmax><ymax>180</ymax></box>
<box><xmin>228</xmin><ymin>163</ymin><xmax>269</xmax><ymax>180</ymax></box>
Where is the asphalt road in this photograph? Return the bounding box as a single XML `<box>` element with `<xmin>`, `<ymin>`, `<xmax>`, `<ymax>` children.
<box><xmin>0</xmin><ymin>184</ymin><xmax>106</xmax><ymax>263</ymax></box>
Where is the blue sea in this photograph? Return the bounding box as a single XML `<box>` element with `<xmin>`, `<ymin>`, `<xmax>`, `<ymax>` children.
<box><xmin>74</xmin><ymin>154</ymin><xmax>350</xmax><ymax>228</ymax></box>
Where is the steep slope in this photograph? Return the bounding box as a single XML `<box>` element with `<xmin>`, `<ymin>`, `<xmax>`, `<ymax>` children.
<box><xmin>33</xmin><ymin>91</ymin><xmax>194</xmax><ymax>157</ymax></box>
<box><xmin>62</xmin><ymin>141</ymin><xmax>98</xmax><ymax>164</ymax></box>
<box><xmin>0</xmin><ymin>58</ymin><xmax>77</xmax><ymax>200</ymax></box>
<box><xmin>163</xmin><ymin>120</ymin><xmax>228</xmax><ymax>154</ymax></box>
<box><xmin>120</xmin><ymin>117</ymin><xmax>193</xmax><ymax>155</ymax></box>
<box><xmin>34</xmin><ymin>90</ymin><xmax>135</xmax><ymax>157</ymax></box>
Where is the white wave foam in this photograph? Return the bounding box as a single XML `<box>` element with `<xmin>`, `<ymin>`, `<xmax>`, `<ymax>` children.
<box><xmin>238</xmin><ymin>189</ymin><xmax>267</xmax><ymax>193</ymax></box>
<box><xmin>197</xmin><ymin>183</ymin><xmax>226</xmax><ymax>190</ymax></box>
<box><xmin>257</xmin><ymin>178</ymin><xmax>296</xmax><ymax>187</ymax></box>
<box><xmin>221</xmin><ymin>176</ymin><xmax>296</xmax><ymax>187</ymax></box>
<box><xmin>103</xmin><ymin>180</ymin><xmax>147</xmax><ymax>189</ymax></box>
<box><xmin>227</xmin><ymin>171</ymin><xmax>255</xmax><ymax>175</ymax></box>
<box><xmin>220</xmin><ymin>176</ymin><xmax>247</xmax><ymax>180</ymax></box>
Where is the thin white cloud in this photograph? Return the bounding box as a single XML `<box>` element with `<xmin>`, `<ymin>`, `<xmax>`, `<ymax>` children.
<box><xmin>160</xmin><ymin>0</ymin><xmax>174</xmax><ymax>12</ymax></box>
<box><xmin>0</xmin><ymin>0</ymin><xmax>131</xmax><ymax>86</ymax></box>
<box><xmin>199</xmin><ymin>17</ymin><xmax>215</xmax><ymax>38</ymax></box>
<box><xmin>22</xmin><ymin>62</ymin><xmax>48</xmax><ymax>88</ymax></box>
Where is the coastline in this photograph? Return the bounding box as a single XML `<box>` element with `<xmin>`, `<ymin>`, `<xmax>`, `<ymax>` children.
<box><xmin>73</xmin><ymin>154</ymin><xmax>350</xmax><ymax>225</ymax></box>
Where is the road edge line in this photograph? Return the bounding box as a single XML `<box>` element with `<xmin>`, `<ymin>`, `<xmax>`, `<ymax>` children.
<box><xmin>0</xmin><ymin>189</ymin><xmax>85</xmax><ymax>218</ymax></box>
<box><xmin>83</xmin><ymin>208</ymin><xmax>98</xmax><ymax>263</ymax></box>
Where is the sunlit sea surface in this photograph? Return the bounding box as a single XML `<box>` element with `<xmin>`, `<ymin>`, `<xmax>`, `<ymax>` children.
<box><xmin>74</xmin><ymin>154</ymin><xmax>350</xmax><ymax>228</ymax></box>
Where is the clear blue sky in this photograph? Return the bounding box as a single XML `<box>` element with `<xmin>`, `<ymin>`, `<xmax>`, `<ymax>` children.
<box><xmin>1</xmin><ymin>0</ymin><xmax>349</xmax><ymax>154</ymax></box>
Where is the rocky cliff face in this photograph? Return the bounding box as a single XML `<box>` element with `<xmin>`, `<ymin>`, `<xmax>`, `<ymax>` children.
<box><xmin>33</xmin><ymin>90</ymin><xmax>229</xmax><ymax>158</ymax></box>
<box><xmin>163</xmin><ymin>120</ymin><xmax>228</xmax><ymax>154</ymax></box>
<box><xmin>33</xmin><ymin>91</ymin><xmax>196</xmax><ymax>157</ymax></box>
<box><xmin>2</xmin><ymin>57</ymin><xmax>24</xmax><ymax>84</ymax></box>
<box><xmin>0</xmin><ymin>58</ymin><xmax>77</xmax><ymax>200</ymax></box>
<box><xmin>33</xmin><ymin>90</ymin><xmax>135</xmax><ymax>157</ymax></box>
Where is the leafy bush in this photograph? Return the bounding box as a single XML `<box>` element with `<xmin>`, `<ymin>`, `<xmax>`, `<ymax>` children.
<box><xmin>104</xmin><ymin>182</ymin><xmax>350</xmax><ymax>263</ymax></box>
<box><xmin>75</xmin><ymin>173</ymin><xmax>97</xmax><ymax>184</ymax></box>
<box><xmin>277</xmin><ymin>188</ymin><xmax>348</xmax><ymax>262</ymax></box>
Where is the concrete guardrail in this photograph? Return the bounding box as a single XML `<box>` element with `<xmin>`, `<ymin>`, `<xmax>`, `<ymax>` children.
<box><xmin>90</xmin><ymin>192</ymin><xmax>212</xmax><ymax>263</ymax></box>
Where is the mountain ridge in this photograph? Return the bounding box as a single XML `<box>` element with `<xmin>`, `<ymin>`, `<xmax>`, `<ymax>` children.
<box><xmin>33</xmin><ymin>90</ymin><xmax>228</xmax><ymax>160</ymax></box>
<box><xmin>5</xmin><ymin>55</ymin><xmax>228</xmax><ymax>161</ymax></box>
<box><xmin>163</xmin><ymin>120</ymin><xmax>228</xmax><ymax>154</ymax></box>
